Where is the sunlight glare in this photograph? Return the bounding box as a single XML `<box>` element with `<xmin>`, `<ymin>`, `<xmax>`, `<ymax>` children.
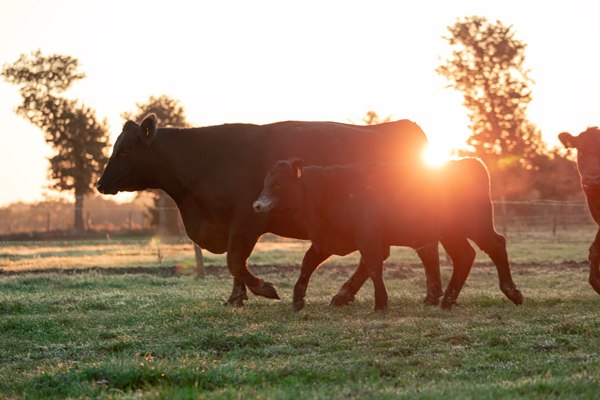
<box><xmin>423</xmin><ymin>145</ymin><xmax>451</xmax><ymax>168</ymax></box>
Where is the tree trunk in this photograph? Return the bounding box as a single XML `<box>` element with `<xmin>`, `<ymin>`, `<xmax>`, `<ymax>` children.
<box><xmin>74</xmin><ymin>189</ymin><xmax>85</xmax><ymax>233</ymax></box>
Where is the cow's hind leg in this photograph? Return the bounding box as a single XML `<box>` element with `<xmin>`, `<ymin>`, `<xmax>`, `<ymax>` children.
<box><xmin>440</xmin><ymin>236</ymin><xmax>476</xmax><ymax>310</ymax></box>
<box><xmin>293</xmin><ymin>245</ymin><xmax>331</xmax><ymax>312</ymax></box>
<box><xmin>472</xmin><ymin>231</ymin><xmax>522</xmax><ymax>305</ymax></box>
<box><xmin>588</xmin><ymin>229</ymin><xmax>600</xmax><ymax>295</ymax></box>
<box><xmin>330</xmin><ymin>247</ymin><xmax>391</xmax><ymax>307</ymax></box>
<box><xmin>417</xmin><ymin>243</ymin><xmax>443</xmax><ymax>306</ymax></box>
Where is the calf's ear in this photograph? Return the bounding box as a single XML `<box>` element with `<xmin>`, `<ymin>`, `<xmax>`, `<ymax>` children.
<box><xmin>289</xmin><ymin>158</ymin><xmax>304</xmax><ymax>179</ymax></box>
<box><xmin>558</xmin><ymin>132</ymin><xmax>578</xmax><ymax>149</ymax></box>
<box><xmin>140</xmin><ymin>114</ymin><xmax>158</xmax><ymax>145</ymax></box>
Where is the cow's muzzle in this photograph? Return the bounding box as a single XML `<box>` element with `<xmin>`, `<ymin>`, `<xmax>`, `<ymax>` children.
<box><xmin>96</xmin><ymin>180</ymin><xmax>117</xmax><ymax>195</ymax></box>
<box><xmin>253</xmin><ymin>197</ymin><xmax>273</xmax><ymax>214</ymax></box>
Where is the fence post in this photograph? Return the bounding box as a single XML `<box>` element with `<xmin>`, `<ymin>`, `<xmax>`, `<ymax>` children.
<box><xmin>47</xmin><ymin>212</ymin><xmax>50</xmax><ymax>232</ymax></box>
<box><xmin>129</xmin><ymin>212</ymin><xmax>132</xmax><ymax>230</ymax></box>
<box><xmin>194</xmin><ymin>244</ymin><xmax>205</xmax><ymax>280</ymax></box>
<box><xmin>552</xmin><ymin>204</ymin><xmax>558</xmax><ymax>236</ymax></box>
<box><xmin>141</xmin><ymin>212</ymin><xmax>145</xmax><ymax>230</ymax></box>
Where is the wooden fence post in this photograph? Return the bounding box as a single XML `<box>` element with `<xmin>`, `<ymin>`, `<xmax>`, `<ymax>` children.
<box><xmin>194</xmin><ymin>244</ymin><xmax>205</xmax><ymax>280</ymax></box>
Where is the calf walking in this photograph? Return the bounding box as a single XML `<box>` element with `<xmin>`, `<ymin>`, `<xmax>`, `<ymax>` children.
<box><xmin>254</xmin><ymin>158</ymin><xmax>522</xmax><ymax>311</ymax></box>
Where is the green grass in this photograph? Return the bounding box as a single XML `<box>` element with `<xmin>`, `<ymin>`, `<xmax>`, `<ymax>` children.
<box><xmin>0</xmin><ymin>235</ymin><xmax>599</xmax><ymax>398</ymax></box>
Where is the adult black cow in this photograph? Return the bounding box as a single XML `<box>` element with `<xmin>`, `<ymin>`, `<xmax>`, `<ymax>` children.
<box><xmin>253</xmin><ymin>157</ymin><xmax>523</xmax><ymax>311</ymax></box>
<box><xmin>559</xmin><ymin>127</ymin><xmax>600</xmax><ymax>295</ymax></box>
<box><xmin>96</xmin><ymin>114</ymin><xmax>442</xmax><ymax>306</ymax></box>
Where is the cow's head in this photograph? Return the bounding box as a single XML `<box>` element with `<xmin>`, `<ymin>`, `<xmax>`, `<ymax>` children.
<box><xmin>96</xmin><ymin>114</ymin><xmax>159</xmax><ymax>195</ymax></box>
<box><xmin>253</xmin><ymin>158</ymin><xmax>304</xmax><ymax>214</ymax></box>
<box><xmin>559</xmin><ymin>127</ymin><xmax>600</xmax><ymax>190</ymax></box>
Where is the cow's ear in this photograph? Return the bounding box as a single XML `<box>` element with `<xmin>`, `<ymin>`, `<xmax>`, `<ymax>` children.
<box><xmin>558</xmin><ymin>132</ymin><xmax>578</xmax><ymax>149</ymax></box>
<box><xmin>140</xmin><ymin>114</ymin><xmax>158</xmax><ymax>145</ymax></box>
<box><xmin>289</xmin><ymin>158</ymin><xmax>304</xmax><ymax>179</ymax></box>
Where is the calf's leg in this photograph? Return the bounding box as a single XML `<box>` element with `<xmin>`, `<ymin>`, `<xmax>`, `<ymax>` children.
<box><xmin>440</xmin><ymin>236</ymin><xmax>476</xmax><ymax>310</ymax></box>
<box><xmin>357</xmin><ymin>242</ymin><xmax>388</xmax><ymax>312</ymax></box>
<box><xmin>588</xmin><ymin>228</ymin><xmax>600</xmax><ymax>295</ymax></box>
<box><xmin>330</xmin><ymin>244</ymin><xmax>441</xmax><ymax>306</ymax></box>
<box><xmin>293</xmin><ymin>245</ymin><xmax>331</xmax><ymax>311</ymax></box>
<box><xmin>329</xmin><ymin>257</ymin><xmax>370</xmax><ymax>306</ymax></box>
<box><xmin>330</xmin><ymin>246</ymin><xmax>390</xmax><ymax>307</ymax></box>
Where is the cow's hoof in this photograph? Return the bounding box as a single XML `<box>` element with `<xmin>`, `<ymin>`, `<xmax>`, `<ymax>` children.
<box><xmin>224</xmin><ymin>297</ymin><xmax>245</xmax><ymax>307</ymax></box>
<box><xmin>250</xmin><ymin>280</ymin><xmax>280</xmax><ymax>299</ymax></box>
<box><xmin>501</xmin><ymin>285</ymin><xmax>523</xmax><ymax>305</ymax></box>
<box><xmin>293</xmin><ymin>299</ymin><xmax>305</xmax><ymax>312</ymax></box>
<box><xmin>423</xmin><ymin>295</ymin><xmax>440</xmax><ymax>306</ymax></box>
<box><xmin>224</xmin><ymin>288</ymin><xmax>248</xmax><ymax>307</ymax></box>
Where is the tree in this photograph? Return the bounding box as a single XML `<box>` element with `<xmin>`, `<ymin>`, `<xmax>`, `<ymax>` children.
<box><xmin>436</xmin><ymin>16</ymin><xmax>543</xmax><ymax>198</ymax></box>
<box><xmin>1</xmin><ymin>50</ymin><xmax>110</xmax><ymax>232</ymax></box>
<box><xmin>122</xmin><ymin>95</ymin><xmax>191</xmax><ymax>235</ymax></box>
<box><xmin>350</xmin><ymin>110</ymin><xmax>392</xmax><ymax>126</ymax></box>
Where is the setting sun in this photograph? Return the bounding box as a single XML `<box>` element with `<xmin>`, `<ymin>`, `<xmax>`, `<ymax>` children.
<box><xmin>423</xmin><ymin>144</ymin><xmax>452</xmax><ymax>167</ymax></box>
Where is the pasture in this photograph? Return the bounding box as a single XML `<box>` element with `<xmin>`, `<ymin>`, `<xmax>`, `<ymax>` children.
<box><xmin>1</xmin><ymin>232</ymin><xmax>600</xmax><ymax>399</ymax></box>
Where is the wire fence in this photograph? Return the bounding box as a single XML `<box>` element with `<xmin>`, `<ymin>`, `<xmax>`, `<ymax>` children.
<box><xmin>0</xmin><ymin>198</ymin><xmax>597</xmax><ymax>244</ymax></box>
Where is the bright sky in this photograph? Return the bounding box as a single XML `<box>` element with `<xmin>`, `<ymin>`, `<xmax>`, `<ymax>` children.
<box><xmin>1</xmin><ymin>0</ymin><xmax>599</xmax><ymax>205</ymax></box>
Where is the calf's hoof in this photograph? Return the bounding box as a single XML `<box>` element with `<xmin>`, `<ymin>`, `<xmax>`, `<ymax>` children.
<box><xmin>440</xmin><ymin>298</ymin><xmax>455</xmax><ymax>310</ymax></box>
<box><xmin>293</xmin><ymin>299</ymin><xmax>305</xmax><ymax>312</ymax></box>
<box><xmin>249</xmin><ymin>280</ymin><xmax>280</xmax><ymax>300</ymax></box>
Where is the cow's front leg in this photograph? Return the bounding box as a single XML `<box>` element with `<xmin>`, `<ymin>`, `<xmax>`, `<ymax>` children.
<box><xmin>224</xmin><ymin>278</ymin><xmax>248</xmax><ymax>307</ymax></box>
<box><xmin>588</xmin><ymin>229</ymin><xmax>600</xmax><ymax>295</ymax></box>
<box><xmin>226</xmin><ymin>232</ymin><xmax>279</xmax><ymax>302</ymax></box>
<box><xmin>293</xmin><ymin>244</ymin><xmax>331</xmax><ymax>311</ymax></box>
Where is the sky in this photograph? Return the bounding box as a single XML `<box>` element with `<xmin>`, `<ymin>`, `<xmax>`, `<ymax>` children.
<box><xmin>1</xmin><ymin>0</ymin><xmax>599</xmax><ymax>205</ymax></box>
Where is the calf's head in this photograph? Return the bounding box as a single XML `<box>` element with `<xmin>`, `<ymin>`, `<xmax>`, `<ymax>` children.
<box><xmin>253</xmin><ymin>158</ymin><xmax>304</xmax><ymax>214</ymax></box>
<box><xmin>96</xmin><ymin>114</ymin><xmax>159</xmax><ymax>195</ymax></box>
<box><xmin>559</xmin><ymin>127</ymin><xmax>600</xmax><ymax>190</ymax></box>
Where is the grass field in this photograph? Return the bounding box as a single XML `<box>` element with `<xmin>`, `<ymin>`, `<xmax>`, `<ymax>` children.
<box><xmin>1</xmin><ymin>233</ymin><xmax>600</xmax><ymax>399</ymax></box>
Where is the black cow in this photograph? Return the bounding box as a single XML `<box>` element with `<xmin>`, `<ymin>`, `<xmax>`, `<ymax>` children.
<box><xmin>253</xmin><ymin>157</ymin><xmax>523</xmax><ymax>311</ymax></box>
<box><xmin>96</xmin><ymin>115</ymin><xmax>442</xmax><ymax>306</ymax></box>
<box><xmin>559</xmin><ymin>127</ymin><xmax>600</xmax><ymax>295</ymax></box>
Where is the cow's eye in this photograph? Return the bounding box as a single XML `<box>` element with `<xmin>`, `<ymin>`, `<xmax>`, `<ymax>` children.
<box><xmin>275</xmin><ymin>181</ymin><xmax>282</xmax><ymax>187</ymax></box>
<box><xmin>579</xmin><ymin>150</ymin><xmax>584</xmax><ymax>156</ymax></box>
<box><xmin>122</xmin><ymin>149</ymin><xmax>130</xmax><ymax>155</ymax></box>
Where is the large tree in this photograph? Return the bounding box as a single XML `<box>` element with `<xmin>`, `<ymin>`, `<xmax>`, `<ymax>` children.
<box><xmin>122</xmin><ymin>95</ymin><xmax>191</xmax><ymax>235</ymax></box>
<box><xmin>436</xmin><ymin>16</ymin><xmax>542</xmax><ymax>198</ymax></box>
<box><xmin>1</xmin><ymin>50</ymin><xmax>110</xmax><ymax>232</ymax></box>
